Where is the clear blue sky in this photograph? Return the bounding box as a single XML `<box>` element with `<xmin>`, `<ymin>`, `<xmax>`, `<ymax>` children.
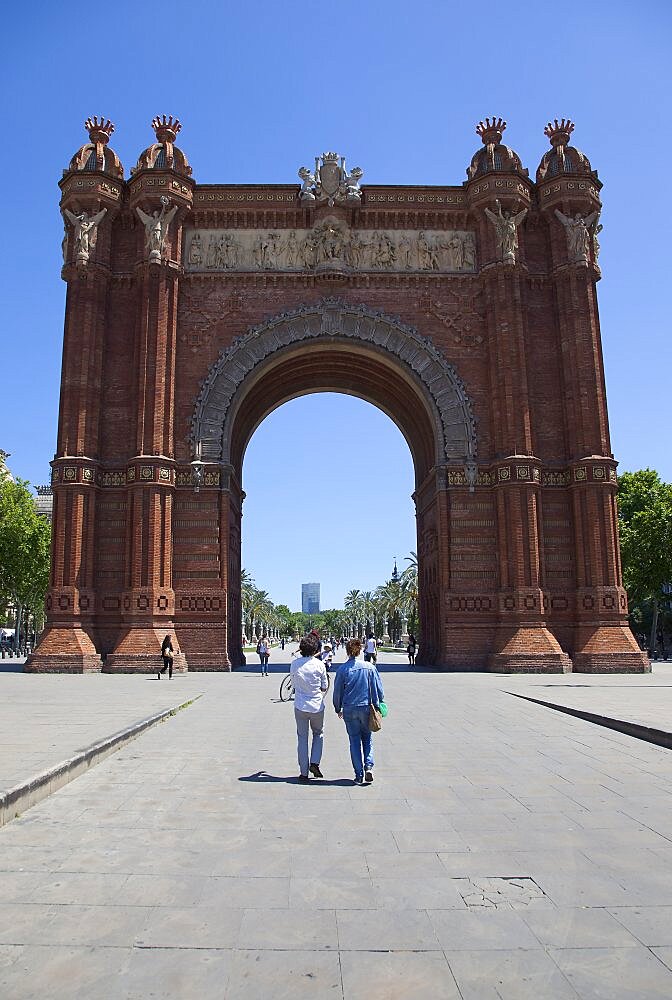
<box><xmin>1</xmin><ymin>0</ymin><xmax>669</xmax><ymax>609</ymax></box>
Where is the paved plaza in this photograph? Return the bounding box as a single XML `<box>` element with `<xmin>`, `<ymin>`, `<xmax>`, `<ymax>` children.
<box><xmin>1</xmin><ymin>649</ymin><xmax>672</xmax><ymax>998</ymax></box>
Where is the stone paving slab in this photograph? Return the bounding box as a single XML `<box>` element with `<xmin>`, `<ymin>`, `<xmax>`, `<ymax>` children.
<box><xmin>0</xmin><ymin>672</ymin><xmax>202</xmax><ymax>794</ymax></box>
<box><xmin>0</xmin><ymin>660</ymin><xmax>671</xmax><ymax>997</ymax></box>
<box><xmin>0</xmin><ymin>672</ymin><xmax>200</xmax><ymax>826</ymax></box>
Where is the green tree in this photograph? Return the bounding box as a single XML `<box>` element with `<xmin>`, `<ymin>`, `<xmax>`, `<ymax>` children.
<box><xmin>0</xmin><ymin>479</ymin><xmax>51</xmax><ymax>651</ymax></box>
<box><xmin>321</xmin><ymin>608</ymin><xmax>349</xmax><ymax>638</ymax></box>
<box><xmin>618</xmin><ymin>470</ymin><xmax>672</xmax><ymax>657</ymax></box>
<box><xmin>344</xmin><ymin>589</ymin><xmax>362</xmax><ymax>635</ymax></box>
<box><xmin>374</xmin><ymin>577</ymin><xmax>405</xmax><ymax>642</ymax></box>
<box><xmin>400</xmin><ymin>556</ymin><xmax>419</xmax><ymax>636</ymax></box>
<box><xmin>274</xmin><ymin>604</ymin><xmax>295</xmax><ymax>637</ymax></box>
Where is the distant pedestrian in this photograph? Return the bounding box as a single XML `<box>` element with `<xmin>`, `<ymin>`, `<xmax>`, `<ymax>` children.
<box><xmin>333</xmin><ymin>637</ymin><xmax>384</xmax><ymax>785</ymax></box>
<box><xmin>407</xmin><ymin>634</ymin><xmax>417</xmax><ymax>666</ymax></box>
<box><xmin>281</xmin><ymin>638</ymin><xmax>285</xmax><ymax>651</ymax></box>
<box><xmin>309</xmin><ymin>628</ymin><xmax>323</xmax><ymax>655</ymax></box>
<box><xmin>291</xmin><ymin>633</ymin><xmax>328</xmax><ymax>781</ymax></box>
<box><xmin>159</xmin><ymin>634</ymin><xmax>177</xmax><ymax>679</ymax></box>
<box><xmin>257</xmin><ymin>635</ymin><xmax>270</xmax><ymax>675</ymax></box>
<box><xmin>320</xmin><ymin>643</ymin><xmax>333</xmax><ymax>671</ymax></box>
<box><xmin>364</xmin><ymin>633</ymin><xmax>378</xmax><ymax>664</ymax></box>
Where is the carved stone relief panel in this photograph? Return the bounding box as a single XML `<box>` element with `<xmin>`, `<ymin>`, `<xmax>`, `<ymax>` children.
<box><xmin>184</xmin><ymin>224</ymin><xmax>477</xmax><ymax>274</ymax></box>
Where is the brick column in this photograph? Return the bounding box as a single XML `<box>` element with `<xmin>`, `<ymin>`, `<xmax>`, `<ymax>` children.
<box><xmin>104</xmin><ymin>265</ymin><xmax>185</xmax><ymax>672</ymax></box>
<box><xmin>542</xmin><ymin>185</ymin><xmax>648</xmax><ymax>672</ymax></box>
<box><xmin>170</xmin><ymin>462</ymin><xmax>233</xmax><ymax>671</ymax></box>
<box><xmin>470</xmin><ymin>186</ymin><xmax>571</xmax><ymax>672</ymax></box>
<box><xmin>105</xmin><ymin>150</ymin><xmax>193</xmax><ymax>672</ymax></box>
<box><xmin>27</xmin><ymin>164</ymin><xmax>122</xmax><ymax>672</ymax></box>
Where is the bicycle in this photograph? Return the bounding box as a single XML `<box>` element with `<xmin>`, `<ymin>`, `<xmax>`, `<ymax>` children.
<box><xmin>279</xmin><ymin>668</ymin><xmax>331</xmax><ymax>702</ymax></box>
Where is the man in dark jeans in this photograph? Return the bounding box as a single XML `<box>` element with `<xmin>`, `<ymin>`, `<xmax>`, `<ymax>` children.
<box><xmin>363</xmin><ymin>633</ymin><xmax>377</xmax><ymax>664</ymax></box>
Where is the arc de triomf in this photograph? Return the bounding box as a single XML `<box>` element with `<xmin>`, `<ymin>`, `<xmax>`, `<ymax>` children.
<box><xmin>27</xmin><ymin>115</ymin><xmax>649</xmax><ymax>674</ymax></box>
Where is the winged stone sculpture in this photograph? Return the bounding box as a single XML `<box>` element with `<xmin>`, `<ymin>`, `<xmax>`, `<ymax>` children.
<box><xmin>62</xmin><ymin>207</ymin><xmax>107</xmax><ymax>263</ymax></box>
<box><xmin>136</xmin><ymin>196</ymin><xmax>178</xmax><ymax>262</ymax></box>
<box><xmin>484</xmin><ymin>199</ymin><xmax>527</xmax><ymax>262</ymax></box>
<box><xmin>554</xmin><ymin>209</ymin><xmax>600</xmax><ymax>263</ymax></box>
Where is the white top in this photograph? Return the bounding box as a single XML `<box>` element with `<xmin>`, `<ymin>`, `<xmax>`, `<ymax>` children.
<box><xmin>290</xmin><ymin>655</ymin><xmax>328</xmax><ymax>713</ymax></box>
<box><xmin>365</xmin><ymin>638</ymin><xmax>377</xmax><ymax>653</ymax></box>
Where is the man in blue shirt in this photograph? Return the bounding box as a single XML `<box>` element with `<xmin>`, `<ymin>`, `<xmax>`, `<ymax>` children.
<box><xmin>333</xmin><ymin>637</ymin><xmax>384</xmax><ymax>784</ymax></box>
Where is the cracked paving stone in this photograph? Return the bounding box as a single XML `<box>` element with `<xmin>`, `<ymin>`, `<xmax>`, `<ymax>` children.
<box><xmin>454</xmin><ymin>876</ymin><xmax>549</xmax><ymax>909</ymax></box>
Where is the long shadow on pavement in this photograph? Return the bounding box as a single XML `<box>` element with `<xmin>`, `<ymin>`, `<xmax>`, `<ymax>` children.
<box><xmin>239</xmin><ymin>771</ymin><xmax>354</xmax><ymax>786</ymax></box>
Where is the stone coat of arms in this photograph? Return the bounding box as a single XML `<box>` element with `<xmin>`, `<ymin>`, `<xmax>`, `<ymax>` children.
<box><xmin>298</xmin><ymin>152</ymin><xmax>363</xmax><ymax>207</ymax></box>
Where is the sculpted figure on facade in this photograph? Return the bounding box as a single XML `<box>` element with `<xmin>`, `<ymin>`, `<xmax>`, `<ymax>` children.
<box><xmin>206</xmin><ymin>235</ymin><xmax>218</xmax><ymax>268</ymax></box>
<box><xmin>485</xmin><ymin>199</ymin><xmax>527</xmax><ymax>263</ymax></box>
<box><xmin>63</xmin><ymin>207</ymin><xmax>107</xmax><ymax>264</ymax></box>
<box><xmin>590</xmin><ymin>213</ymin><xmax>602</xmax><ymax>262</ymax></box>
<box><xmin>343</xmin><ymin>165</ymin><xmax>363</xmax><ymax>202</ymax></box>
<box><xmin>282</xmin><ymin>230</ymin><xmax>299</xmax><ymax>268</ymax></box>
<box><xmin>298</xmin><ymin>166</ymin><xmax>316</xmax><ymax>203</ymax></box>
<box><xmin>373</xmin><ymin>231</ymin><xmax>396</xmax><ymax>268</ymax></box>
<box><xmin>61</xmin><ymin>221</ymin><xmax>69</xmax><ymax>264</ymax></box>
<box><xmin>554</xmin><ymin>209</ymin><xmax>600</xmax><ymax>263</ymax></box>
<box><xmin>417</xmin><ymin>232</ymin><xmax>439</xmax><ymax>270</ymax></box>
<box><xmin>253</xmin><ymin>234</ymin><xmax>272</xmax><ymax>269</ymax></box>
<box><xmin>298</xmin><ymin>152</ymin><xmax>363</xmax><ymax>207</ymax></box>
<box><xmin>398</xmin><ymin>234</ymin><xmax>413</xmax><ymax>269</ymax></box>
<box><xmin>301</xmin><ymin>232</ymin><xmax>318</xmax><ymax>269</ymax></box>
<box><xmin>225</xmin><ymin>233</ymin><xmax>240</xmax><ymax>269</ymax></box>
<box><xmin>136</xmin><ymin>196</ymin><xmax>178</xmax><ymax>263</ymax></box>
<box><xmin>348</xmin><ymin>233</ymin><xmax>364</xmax><ymax>268</ymax></box>
<box><xmin>188</xmin><ymin>233</ymin><xmax>202</xmax><ymax>267</ymax></box>
<box><xmin>461</xmin><ymin>232</ymin><xmax>477</xmax><ymax>270</ymax></box>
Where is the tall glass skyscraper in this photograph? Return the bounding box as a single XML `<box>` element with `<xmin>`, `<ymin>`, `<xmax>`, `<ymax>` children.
<box><xmin>301</xmin><ymin>583</ymin><xmax>320</xmax><ymax>615</ymax></box>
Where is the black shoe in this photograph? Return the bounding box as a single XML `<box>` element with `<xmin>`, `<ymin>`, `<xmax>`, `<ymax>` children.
<box><xmin>365</xmin><ymin>770</ymin><xmax>373</xmax><ymax>783</ymax></box>
<box><xmin>309</xmin><ymin>764</ymin><xmax>323</xmax><ymax>778</ymax></box>
<box><xmin>157</xmin><ymin>673</ymin><xmax>161</xmax><ymax>680</ymax></box>
<box><xmin>298</xmin><ymin>774</ymin><xmax>310</xmax><ymax>783</ymax></box>
<box><xmin>354</xmin><ymin>775</ymin><xmax>364</xmax><ymax>785</ymax></box>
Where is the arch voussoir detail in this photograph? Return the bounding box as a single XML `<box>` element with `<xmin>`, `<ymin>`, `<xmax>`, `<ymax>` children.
<box><xmin>191</xmin><ymin>299</ymin><xmax>477</xmax><ymax>468</ymax></box>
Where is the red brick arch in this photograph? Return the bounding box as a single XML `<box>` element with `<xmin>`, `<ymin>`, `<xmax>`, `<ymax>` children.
<box><xmin>27</xmin><ymin>124</ymin><xmax>650</xmax><ymax>674</ymax></box>
<box><xmin>192</xmin><ymin>300</ymin><xmax>478</xmax><ymax>485</ymax></box>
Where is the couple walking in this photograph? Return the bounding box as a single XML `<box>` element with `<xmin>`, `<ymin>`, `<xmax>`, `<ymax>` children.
<box><xmin>290</xmin><ymin>635</ymin><xmax>384</xmax><ymax>785</ymax></box>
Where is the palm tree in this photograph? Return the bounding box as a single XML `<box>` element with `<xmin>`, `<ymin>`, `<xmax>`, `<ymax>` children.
<box><xmin>374</xmin><ymin>577</ymin><xmax>405</xmax><ymax>643</ymax></box>
<box><xmin>404</xmin><ymin>550</ymin><xmax>418</xmax><ymax>572</ymax></box>
<box><xmin>361</xmin><ymin>591</ymin><xmax>375</xmax><ymax>635</ymax></box>
<box><xmin>244</xmin><ymin>587</ymin><xmax>273</xmax><ymax>639</ymax></box>
<box><xmin>344</xmin><ymin>589</ymin><xmax>362</xmax><ymax>636</ymax></box>
<box><xmin>400</xmin><ymin>559</ymin><xmax>418</xmax><ymax>636</ymax></box>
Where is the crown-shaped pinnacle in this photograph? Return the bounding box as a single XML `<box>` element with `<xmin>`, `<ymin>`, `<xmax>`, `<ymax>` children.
<box><xmin>476</xmin><ymin>117</ymin><xmax>507</xmax><ymax>146</ymax></box>
<box><xmin>152</xmin><ymin>115</ymin><xmax>182</xmax><ymax>144</ymax></box>
<box><xmin>545</xmin><ymin>118</ymin><xmax>575</xmax><ymax>147</ymax></box>
<box><xmin>85</xmin><ymin>117</ymin><xmax>115</xmax><ymax>144</ymax></box>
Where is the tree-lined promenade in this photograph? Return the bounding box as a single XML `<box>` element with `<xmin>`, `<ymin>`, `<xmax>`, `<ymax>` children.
<box><xmin>241</xmin><ymin>555</ymin><xmax>419</xmax><ymax>645</ymax></box>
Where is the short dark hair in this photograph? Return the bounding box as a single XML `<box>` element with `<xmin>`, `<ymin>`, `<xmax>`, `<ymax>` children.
<box><xmin>299</xmin><ymin>634</ymin><xmax>320</xmax><ymax>656</ymax></box>
<box><xmin>346</xmin><ymin>637</ymin><xmax>362</xmax><ymax>658</ymax></box>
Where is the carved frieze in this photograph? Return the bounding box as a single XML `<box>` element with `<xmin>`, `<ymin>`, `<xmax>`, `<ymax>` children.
<box><xmin>184</xmin><ymin>225</ymin><xmax>477</xmax><ymax>275</ymax></box>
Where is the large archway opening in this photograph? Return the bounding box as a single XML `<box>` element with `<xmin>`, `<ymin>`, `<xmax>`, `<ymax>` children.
<box><xmin>223</xmin><ymin>339</ymin><xmax>442</xmax><ymax>667</ymax></box>
<box><xmin>191</xmin><ymin>301</ymin><xmax>478</xmax><ymax>668</ymax></box>
<box><xmin>241</xmin><ymin>392</ymin><xmax>418</xmax><ymax>662</ymax></box>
